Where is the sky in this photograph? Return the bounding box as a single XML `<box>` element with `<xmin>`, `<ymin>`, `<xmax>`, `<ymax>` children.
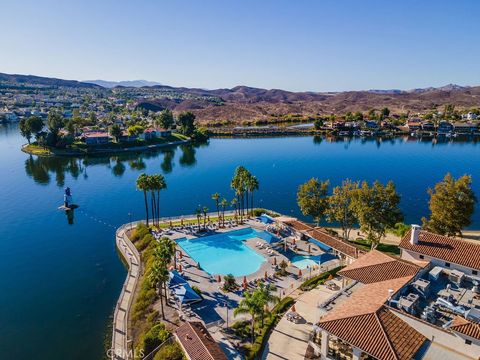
<box><xmin>1</xmin><ymin>0</ymin><xmax>479</xmax><ymax>92</ymax></box>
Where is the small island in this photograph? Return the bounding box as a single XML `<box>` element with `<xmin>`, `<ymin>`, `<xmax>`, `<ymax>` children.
<box><xmin>19</xmin><ymin>109</ymin><xmax>207</xmax><ymax>157</ymax></box>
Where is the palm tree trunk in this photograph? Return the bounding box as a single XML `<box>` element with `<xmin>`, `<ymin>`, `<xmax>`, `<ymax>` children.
<box><xmin>150</xmin><ymin>191</ymin><xmax>156</xmax><ymax>227</ymax></box>
<box><xmin>159</xmin><ymin>283</ymin><xmax>165</xmax><ymax>319</ymax></box>
<box><xmin>251</xmin><ymin>192</ymin><xmax>254</xmax><ymax>215</ymax></box>
<box><xmin>251</xmin><ymin>314</ymin><xmax>255</xmax><ymax>343</ymax></box>
<box><xmin>143</xmin><ymin>191</ymin><xmax>149</xmax><ymax>226</ymax></box>
<box><xmin>156</xmin><ymin>191</ymin><xmax>160</xmax><ymax>227</ymax></box>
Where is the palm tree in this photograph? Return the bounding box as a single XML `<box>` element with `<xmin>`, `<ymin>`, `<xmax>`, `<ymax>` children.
<box><xmin>246</xmin><ymin>175</ymin><xmax>259</xmax><ymax>216</ymax></box>
<box><xmin>153</xmin><ymin>174</ymin><xmax>167</xmax><ymax>226</ymax></box>
<box><xmin>156</xmin><ymin>237</ymin><xmax>175</xmax><ymax>300</ymax></box>
<box><xmin>212</xmin><ymin>193</ymin><xmax>220</xmax><ymax>224</ymax></box>
<box><xmin>195</xmin><ymin>206</ymin><xmax>202</xmax><ymax>230</ymax></box>
<box><xmin>220</xmin><ymin>198</ymin><xmax>228</xmax><ymax>227</ymax></box>
<box><xmin>234</xmin><ymin>290</ymin><xmax>262</xmax><ymax>343</ymax></box>
<box><xmin>202</xmin><ymin>206</ymin><xmax>209</xmax><ymax>229</ymax></box>
<box><xmin>136</xmin><ymin>173</ymin><xmax>150</xmax><ymax>226</ymax></box>
<box><xmin>231</xmin><ymin>198</ymin><xmax>238</xmax><ymax>223</ymax></box>
<box><xmin>148</xmin><ymin>261</ymin><xmax>168</xmax><ymax>319</ymax></box>
<box><xmin>256</xmin><ymin>283</ymin><xmax>280</xmax><ymax>327</ymax></box>
<box><xmin>147</xmin><ymin>175</ymin><xmax>157</xmax><ymax>226</ymax></box>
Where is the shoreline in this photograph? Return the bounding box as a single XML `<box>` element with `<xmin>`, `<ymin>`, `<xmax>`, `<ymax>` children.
<box><xmin>21</xmin><ymin>139</ymin><xmax>190</xmax><ymax>158</ymax></box>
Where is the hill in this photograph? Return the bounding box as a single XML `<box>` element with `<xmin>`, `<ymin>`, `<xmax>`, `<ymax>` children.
<box><xmin>0</xmin><ymin>72</ymin><xmax>100</xmax><ymax>88</ymax></box>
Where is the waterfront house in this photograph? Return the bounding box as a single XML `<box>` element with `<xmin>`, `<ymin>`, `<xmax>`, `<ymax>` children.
<box><xmin>118</xmin><ymin>130</ymin><xmax>138</xmax><ymax>142</ymax></box>
<box><xmin>399</xmin><ymin>225</ymin><xmax>480</xmax><ymax>275</ymax></box>
<box><xmin>453</xmin><ymin>122</ymin><xmax>478</xmax><ymax>134</ymax></box>
<box><xmin>421</xmin><ymin>121</ymin><xmax>435</xmax><ymax>132</ymax></box>
<box><xmin>174</xmin><ymin>321</ymin><xmax>228</xmax><ymax>360</ymax></box>
<box><xmin>437</xmin><ymin>121</ymin><xmax>454</xmax><ymax>134</ymax></box>
<box><xmin>84</xmin><ymin>131</ymin><xmax>111</xmax><ymax>145</ymax></box>
<box><xmin>407</xmin><ymin>118</ymin><xmax>422</xmax><ymax>131</ymax></box>
<box><xmin>465</xmin><ymin>112</ymin><xmax>478</xmax><ymax>121</ymax></box>
<box><xmin>140</xmin><ymin>127</ymin><xmax>172</xmax><ymax>140</ymax></box>
<box><xmin>364</xmin><ymin>120</ymin><xmax>379</xmax><ymax>129</ymax></box>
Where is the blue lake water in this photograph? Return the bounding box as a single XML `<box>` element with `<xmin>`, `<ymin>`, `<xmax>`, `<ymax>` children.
<box><xmin>0</xmin><ymin>124</ymin><xmax>479</xmax><ymax>359</ymax></box>
<box><xmin>176</xmin><ymin>228</ymin><xmax>267</xmax><ymax>276</ymax></box>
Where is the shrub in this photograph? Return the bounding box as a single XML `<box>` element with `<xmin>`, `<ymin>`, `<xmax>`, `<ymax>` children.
<box><xmin>222</xmin><ymin>274</ymin><xmax>238</xmax><ymax>292</ymax></box>
<box><xmin>131</xmin><ymin>222</ymin><xmax>149</xmax><ymax>242</ymax></box>
<box><xmin>136</xmin><ymin>233</ymin><xmax>155</xmax><ymax>252</ymax></box>
<box><xmin>299</xmin><ymin>267</ymin><xmax>343</xmax><ymax>291</ymax></box>
<box><xmin>153</xmin><ymin>341</ymin><xmax>185</xmax><ymax>360</ymax></box>
<box><xmin>138</xmin><ymin>323</ymin><xmax>170</xmax><ymax>355</ymax></box>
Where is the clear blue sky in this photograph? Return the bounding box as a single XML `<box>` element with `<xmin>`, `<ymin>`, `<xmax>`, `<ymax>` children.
<box><xmin>1</xmin><ymin>0</ymin><xmax>479</xmax><ymax>91</ymax></box>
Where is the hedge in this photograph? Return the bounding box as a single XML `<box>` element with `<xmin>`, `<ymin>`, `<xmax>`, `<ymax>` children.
<box><xmin>299</xmin><ymin>266</ymin><xmax>343</xmax><ymax>291</ymax></box>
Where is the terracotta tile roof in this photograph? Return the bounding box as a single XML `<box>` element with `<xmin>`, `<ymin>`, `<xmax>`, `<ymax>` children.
<box><xmin>174</xmin><ymin>321</ymin><xmax>228</xmax><ymax>360</ymax></box>
<box><xmin>450</xmin><ymin>316</ymin><xmax>480</xmax><ymax>340</ymax></box>
<box><xmin>319</xmin><ymin>277</ymin><xmax>425</xmax><ymax>360</ymax></box>
<box><xmin>338</xmin><ymin>250</ymin><xmax>422</xmax><ymax>284</ymax></box>
<box><xmin>399</xmin><ymin>229</ymin><xmax>480</xmax><ymax>270</ymax></box>
<box><xmin>283</xmin><ymin>219</ymin><xmax>314</xmax><ymax>232</ymax></box>
<box><xmin>306</xmin><ymin>227</ymin><xmax>361</xmax><ymax>259</ymax></box>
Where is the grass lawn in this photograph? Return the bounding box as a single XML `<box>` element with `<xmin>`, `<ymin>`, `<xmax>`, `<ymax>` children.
<box><xmin>351</xmin><ymin>238</ymin><xmax>400</xmax><ymax>256</ymax></box>
<box><xmin>23</xmin><ymin>144</ymin><xmax>53</xmax><ymax>156</ymax></box>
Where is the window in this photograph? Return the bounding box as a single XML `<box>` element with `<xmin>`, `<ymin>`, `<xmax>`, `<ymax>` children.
<box><xmin>473</xmin><ymin>270</ymin><xmax>478</xmax><ymax>276</ymax></box>
<box><xmin>419</xmin><ymin>255</ymin><xmax>424</xmax><ymax>260</ymax></box>
<box><xmin>466</xmin><ymin>339</ymin><xmax>472</xmax><ymax>345</ymax></box>
<box><xmin>445</xmin><ymin>262</ymin><xmax>451</xmax><ymax>268</ymax></box>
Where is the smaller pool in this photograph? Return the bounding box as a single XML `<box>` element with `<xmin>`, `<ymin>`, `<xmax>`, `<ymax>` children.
<box><xmin>290</xmin><ymin>255</ymin><xmax>319</xmax><ymax>270</ymax></box>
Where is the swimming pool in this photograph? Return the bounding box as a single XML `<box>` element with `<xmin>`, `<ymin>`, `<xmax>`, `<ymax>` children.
<box><xmin>176</xmin><ymin>227</ymin><xmax>273</xmax><ymax>277</ymax></box>
<box><xmin>289</xmin><ymin>253</ymin><xmax>338</xmax><ymax>270</ymax></box>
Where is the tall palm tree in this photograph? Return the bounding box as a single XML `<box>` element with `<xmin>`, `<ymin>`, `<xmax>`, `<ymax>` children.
<box><xmin>220</xmin><ymin>198</ymin><xmax>228</xmax><ymax>227</ymax></box>
<box><xmin>212</xmin><ymin>193</ymin><xmax>220</xmax><ymax>224</ymax></box>
<box><xmin>195</xmin><ymin>206</ymin><xmax>202</xmax><ymax>229</ymax></box>
<box><xmin>231</xmin><ymin>198</ymin><xmax>238</xmax><ymax>223</ymax></box>
<box><xmin>256</xmin><ymin>283</ymin><xmax>279</xmax><ymax>327</ymax></box>
<box><xmin>156</xmin><ymin>237</ymin><xmax>175</xmax><ymax>300</ymax></box>
<box><xmin>147</xmin><ymin>175</ymin><xmax>157</xmax><ymax>226</ymax></box>
<box><xmin>234</xmin><ymin>290</ymin><xmax>262</xmax><ymax>343</ymax></box>
<box><xmin>148</xmin><ymin>261</ymin><xmax>168</xmax><ymax>319</ymax></box>
<box><xmin>202</xmin><ymin>206</ymin><xmax>209</xmax><ymax>229</ymax></box>
<box><xmin>136</xmin><ymin>173</ymin><xmax>150</xmax><ymax>226</ymax></box>
<box><xmin>153</xmin><ymin>174</ymin><xmax>167</xmax><ymax>226</ymax></box>
<box><xmin>247</xmin><ymin>175</ymin><xmax>259</xmax><ymax>216</ymax></box>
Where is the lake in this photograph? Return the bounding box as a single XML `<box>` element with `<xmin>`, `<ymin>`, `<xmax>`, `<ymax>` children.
<box><xmin>0</xmin><ymin>125</ymin><xmax>479</xmax><ymax>359</ymax></box>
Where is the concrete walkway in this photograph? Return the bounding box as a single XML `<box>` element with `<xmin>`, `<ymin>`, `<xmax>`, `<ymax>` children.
<box><xmin>112</xmin><ymin>224</ymin><xmax>142</xmax><ymax>360</ymax></box>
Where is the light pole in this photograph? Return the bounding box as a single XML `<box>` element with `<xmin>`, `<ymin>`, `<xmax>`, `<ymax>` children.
<box><xmin>223</xmin><ymin>301</ymin><xmax>229</xmax><ymax>328</ymax></box>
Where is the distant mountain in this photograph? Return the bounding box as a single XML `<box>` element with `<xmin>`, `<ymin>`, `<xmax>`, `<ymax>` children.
<box><xmin>84</xmin><ymin>79</ymin><xmax>163</xmax><ymax>88</ymax></box>
<box><xmin>0</xmin><ymin>72</ymin><xmax>100</xmax><ymax>88</ymax></box>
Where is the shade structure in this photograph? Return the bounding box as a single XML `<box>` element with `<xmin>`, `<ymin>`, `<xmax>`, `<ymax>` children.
<box><xmin>174</xmin><ymin>284</ymin><xmax>202</xmax><ymax>304</ymax></box>
<box><xmin>169</xmin><ymin>270</ymin><xmax>187</xmax><ymax>288</ymax></box>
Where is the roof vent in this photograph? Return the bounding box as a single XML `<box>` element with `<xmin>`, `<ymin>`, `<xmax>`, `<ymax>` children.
<box><xmin>410</xmin><ymin>225</ymin><xmax>421</xmax><ymax>245</ymax></box>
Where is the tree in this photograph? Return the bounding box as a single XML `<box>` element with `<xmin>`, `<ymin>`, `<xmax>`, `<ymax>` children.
<box><xmin>246</xmin><ymin>175</ymin><xmax>259</xmax><ymax>216</ymax></box>
<box><xmin>231</xmin><ymin>198</ymin><xmax>238</xmax><ymax>223</ymax></box>
<box><xmin>127</xmin><ymin>124</ymin><xmax>144</xmax><ymax>137</ymax></box>
<box><xmin>256</xmin><ymin>283</ymin><xmax>279</xmax><ymax>328</ymax></box>
<box><xmin>47</xmin><ymin>110</ymin><xmax>64</xmax><ymax>145</ymax></box>
<box><xmin>156</xmin><ymin>109</ymin><xmax>174</xmax><ymax>129</ymax></box>
<box><xmin>220</xmin><ymin>198</ymin><xmax>228</xmax><ymax>227</ymax></box>
<box><xmin>177</xmin><ymin>111</ymin><xmax>196</xmax><ymax>136</ymax></box>
<box><xmin>136</xmin><ymin>173</ymin><xmax>150</xmax><ymax>226</ymax></box>
<box><xmin>19</xmin><ymin>118</ymin><xmax>32</xmax><ymax>144</ymax></box>
<box><xmin>202</xmin><ymin>206</ymin><xmax>208</xmax><ymax>229</ymax></box>
<box><xmin>151</xmin><ymin>174</ymin><xmax>167</xmax><ymax>226</ymax></box>
<box><xmin>380</xmin><ymin>107</ymin><xmax>390</xmax><ymax>120</ymax></box>
<box><xmin>212</xmin><ymin>193</ymin><xmax>220</xmax><ymax>223</ymax></box>
<box><xmin>314</xmin><ymin>118</ymin><xmax>323</xmax><ymax>130</ymax></box>
<box><xmin>234</xmin><ymin>289</ymin><xmax>262</xmax><ymax>343</ymax></box>
<box><xmin>326</xmin><ymin>179</ymin><xmax>358</xmax><ymax>240</ymax></box>
<box><xmin>352</xmin><ymin>180</ymin><xmax>403</xmax><ymax>249</ymax></box>
<box><xmin>195</xmin><ymin>206</ymin><xmax>202</xmax><ymax>229</ymax></box>
<box><xmin>297</xmin><ymin>178</ymin><xmax>330</xmax><ymax>225</ymax></box>
<box><xmin>148</xmin><ymin>260</ymin><xmax>169</xmax><ymax>320</ymax></box>
<box><xmin>422</xmin><ymin>174</ymin><xmax>477</xmax><ymax>237</ymax></box>
<box><xmin>110</xmin><ymin>124</ymin><xmax>122</xmax><ymax>142</ymax></box>
<box><xmin>27</xmin><ymin>116</ymin><xmax>44</xmax><ymax>140</ymax></box>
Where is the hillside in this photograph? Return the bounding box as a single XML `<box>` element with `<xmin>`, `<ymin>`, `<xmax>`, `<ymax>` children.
<box><xmin>0</xmin><ymin>72</ymin><xmax>100</xmax><ymax>88</ymax></box>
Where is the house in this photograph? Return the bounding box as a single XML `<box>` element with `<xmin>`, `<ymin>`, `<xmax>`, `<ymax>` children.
<box><xmin>174</xmin><ymin>321</ymin><xmax>228</xmax><ymax>360</ymax></box>
<box><xmin>421</xmin><ymin>121</ymin><xmax>435</xmax><ymax>132</ymax></box>
<box><xmin>1</xmin><ymin>111</ymin><xmax>18</xmax><ymax>122</ymax></box>
<box><xmin>157</xmin><ymin>128</ymin><xmax>172</xmax><ymax>137</ymax></box>
<box><xmin>140</xmin><ymin>127</ymin><xmax>172</xmax><ymax>140</ymax></box>
<box><xmin>453</xmin><ymin>122</ymin><xmax>478</xmax><ymax>134</ymax></box>
<box><xmin>437</xmin><ymin>121</ymin><xmax>454</xmax><ymax>134</ymax></box>
<box><xmin>364</xmin><ymin>120</ymin><xmax>379</xmax><ymax>129</ymax></box>
<box><xmin>399</xmin><ymin>225</ymin><xmax>480</xmax><ymax>275</ymax></box>
<box><xmin>406</xmin><ymin>118</ymin><xmax>422</xmax><ymax>131</ymax></box>
<box><xmin>118</xmin><ymin>130</ymin><xmax>138</xmax><ymax>142</ymax></box>
<box><xmin>84</xmin><ymin>132</ymin><xmax>111</xmax><ymax>145</ymax></box>
<box><xmin>465</xmin><ymin>112</ymin><xmax>478</xmax><ymax>121</ymax></box>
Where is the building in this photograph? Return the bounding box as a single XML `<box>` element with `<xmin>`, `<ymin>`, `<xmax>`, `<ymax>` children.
<box><xmin>118</xmin><ymin>130</ymin><xmax>138</xmax><ymax>142</ymax></box>
<box><xmin>453</xmin><ymin>122</ymin><xmax>478</xmax><ymax>134</ymax></box>
<box><xmin>399</xmin><ymin>225</ymin><xmax>480</xmax><ymax>276</ymax></box>
<box><xmin>437</xmin><ymin>121</ymin><xmax>454</xmax><ymax>134</ymax></box>
<box><xmin>421</xmin><ymin>121</ymin><xmax>435</xmax><ymax>132</ymax></box>
<box><xmin>174</xmin><ymin>321</ymin><xmax>228</xmax><ymax>360</ymax></box>
<box><xmin>83</xmin><ymin>132</ymin><xmax>111</xmax><ymax>145</ymax></box>
<box><xmin>407</xmin><ymin>118</ymin><xmax>422</xmax><ymax>131</ymax></box>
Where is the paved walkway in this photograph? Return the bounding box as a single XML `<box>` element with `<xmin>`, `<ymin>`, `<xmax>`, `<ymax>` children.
<box><xmin>112</xmin><ymin>224</ymin><xmax>141</xmax><ymax>360</ymax></box>
<box><xmin>262</xmin><ymin>279</ymin><xmax>343</xmax><ymax>360</ymax></box>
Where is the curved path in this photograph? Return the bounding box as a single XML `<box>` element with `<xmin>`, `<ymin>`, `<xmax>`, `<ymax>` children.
<box><xmin>112</xmin><ymin>223</ymin><xmax>142</xmax><ymax>360</ymax></box>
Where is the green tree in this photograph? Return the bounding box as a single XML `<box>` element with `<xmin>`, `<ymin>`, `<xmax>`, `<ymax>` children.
<box><xmin>47</xmin><ymin>110</ymin><xmax>64</xmax><ymax>144</ymax></box>
<box><xmin>136</xmin><ymin>173</ymin><xmax>150</xmax><ymax>226</ymax></box>
<box><xmin>380</xmin><ymin>107</ymin><xmax>390</xmax><ymax>119</ymax></box>
<box><xmin>297</xmin><ymin>178</ymin><xmax>330</xmax><ymax>225</ymax></box>
<box><xmin>314</xmin><ymin>118</ymin><xmax>323</xmax><ymax>130</ymax></box>
<box><xmin>19</xmin><ymin>118</ymin><xmax>32</xmax><ymax>144</ymax></box>
<box><xmin>27</xmin><ymin>116</ymin><xmax>44</xmax><ymax>140</ymax></box>
<box><xmin>148</xmin><ymin>260</ymin><xmax>169</xmax><ymax>320</ymax></box>
<box><xmin>422</xmin><ymin>174</ymin><xmax>477</xmax><ymax>237</ymax></box>
<box><xmin>110</xmin><ymin>124</ymin><xmax>122</xmax><ymax>142</ymax></box>
<box><xmin>326</xmin><ymin>179</ymin><xmax>358</xmax><ymax>240</ymax></box>
<box><xmin>256</xmin><ymin>283</ymin><xmax>280</xmax><ymax>328</ymax></box>
<box><xmin>195</xmin><ymin>206</ymin><xmax>202</xmax><ymax>229</ymax></box>
<box><xmin>156</xmin><ymin>109</ymin><xmax>174</xmax><ymax>129</ymax></box>
<box><xmin>212</xmin><ymin>193</ymin><xmax>221</xmax><ymax>223</ymax></box>
<box><xmin>202</xmin><ymin>206</ymin><xmax>208</xmax><ymax>229</ymax></box>
<box><xmin>220</xmin><ymin>198</ymin><xmax>228</xmax><ymax>227</ymax></box>
<box><xmin>234</xmin><ymin>289</ymin><xmax>262</xmax><ymax>343</ymax></box>
<box><xmin>128</xmin><ymin>124</ymin><xmax>144</xmax><ymax>137</ymax></box>
<box><xmin>177</xmin><ymin>111</ymin><xmax>196</xmax><ymax>136</ymax></box>
<box><xmin>352</xmin><ymin>180</ymin><xmax>403</xmax><ymax>249</ymax></box>
<box><xmin>246</xmin><ymin>175</ymin><xmax>259</xmax><ymax>216</ymax></box>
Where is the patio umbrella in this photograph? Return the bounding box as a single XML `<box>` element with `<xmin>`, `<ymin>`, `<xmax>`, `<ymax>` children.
<box><xmin>179</xmin><ymin>251</ymin><xmax>183</xmax><ymax>260</ymax></box>
<box><xmin>243</xmin><ymin>276</ymin><xmax>247</xmax><ymax>285</ymax></box>
<box><xmin>243</xmin><ymin>281</ymin><xmax>248</xmax><ymax>290</ymax></box>
<box><xmin>288</xmin><ymin>261</ymin><xmax>292</xmax><ymax>267</ymax></box>
<box><xmin>293</xmin><ymin>238</ymin><xmax>296</xmax><ymax>245</ymax></box>
<box><xmin>298</xmin><ymin>269</ymin><xmax>303</xmax><ymax>276</ymax></box>
<box><xmin>308</xmin><ymin>244</ymin><xmax>311</xmax><ymax>254</ymax></box>
<box><xmin>273</xmin><ymin>257</ymin><xmax>277</xmax><ymax>265</ymax></box>
<box><xmin>178</xmin><ymin>264</ymin><xmax>183</xmax><ymax>272</ymax></box>
<box><xmin>217</xmin><ymin>275</ymin><xmax>222</xmax><ymax>283</ymax></box>
<box><xmin>291</xmin><ymin>304</ymin><xmax>296</xmax><ymax>312</ymax></box>
<box><xmin>264</xmin><ymin>271</ymin><xmax>268</xmax><ymax>280</ymax></box>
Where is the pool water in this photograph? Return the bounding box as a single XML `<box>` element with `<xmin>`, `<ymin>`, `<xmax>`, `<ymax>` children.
<box><xmin>176</xmin><ymin>228</ymin><xmax>268</xmax><ymax>276</ymax></box>
<box><xmin>290</xmin><ymin>255</ymin><xmax>319</xmax><ymax>270</ymax></box>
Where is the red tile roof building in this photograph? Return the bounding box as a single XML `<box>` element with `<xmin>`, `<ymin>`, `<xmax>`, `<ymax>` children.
<box><xmin>174</xmin><ymin>321</ymin><xmax>227</xmax><ymax>360</ymax></box>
